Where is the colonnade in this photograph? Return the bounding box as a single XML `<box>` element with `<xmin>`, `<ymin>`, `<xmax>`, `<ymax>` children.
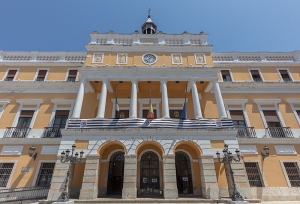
<box><xmin>71</xmin><ymin>78</ymin><xmax>226</xmax><ymax>119</ymax></box>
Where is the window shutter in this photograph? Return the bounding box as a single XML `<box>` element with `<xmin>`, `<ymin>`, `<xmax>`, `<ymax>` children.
<box><xmin>279</xmin><ymin>70</ymin><xmax>288</xmax><ymax>74</ymax></box>
<box><xmin>221</xmin><ymin>70</ymin><xmax>230</xmax><ymax>75</ymax></box>
<box><xmin>230</xmin><ymin>110</ymin><xmax>245</xmax><ymax>121</ymax></box>
<box><xmin>37</xmin><ymin>70</ymin><xmax>47</xmax><ymax>77</ymax></box>
<box><xmin>55</xmin><ymin>110</ymin><xmax>70</xmax><ymax>116</ymax></box>
<box><xmin>7</xmin><ymin>70</ymin><xmax>17</xmax><ymax>78</ymax></box>
<box><xmin>20</xmin><ymin>110</ymin><xmax>34</xmax><ymax>118</ymax></box>
<box><xmin>250</xmin><ymin>70</ymin><xmax>259</xmax><ymax>75</ymax></box>
<box><xmin>68</xmin><ymin>70</ymin><xmax>78</xmax><ymax>77</ymax></box>
<box><xmin>263</xmin><ymin>110</ymin><xmax>279</xmax><ymax>122</ymax></box>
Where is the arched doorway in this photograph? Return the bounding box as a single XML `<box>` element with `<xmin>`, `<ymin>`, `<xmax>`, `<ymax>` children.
<box><xmin>106</xmin><ymin>151</ymin><xmax>124</xmax><ymax>195</ymax></box>
<box><xmin>140</xmin><ymin>151</ymin><xmax>160</xmax><ymax>195</ymax></box>
<box><xmin>175</xmin><ymin>151</ymin><xmax>193</xmax><ymax>194</ymax></box>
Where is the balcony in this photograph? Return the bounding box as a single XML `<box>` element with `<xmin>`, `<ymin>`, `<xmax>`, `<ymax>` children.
<box><xmin>42</xmin><ymin>127</ymin><xmax>62</xmax><ymax>138</ymax></box>
<box><xmin>4</xmin><ymin>127</ymin><xmax>31</xmax><ymax>138</ymax></box>
<box><xmin>236</xmin><ymin>127</ymin><xmax>257</xmax><ymax>138</ymax></box>
<box><xmin>266</xmin><ymin>127</ymin><xmax>293</xmax><ymax>138</ymax></box>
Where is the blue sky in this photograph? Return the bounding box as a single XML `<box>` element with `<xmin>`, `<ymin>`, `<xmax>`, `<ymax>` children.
<box><xmin>0</xmin><ymin>0</ymin><xmax>299</xmax><ymax>52</ymax></box>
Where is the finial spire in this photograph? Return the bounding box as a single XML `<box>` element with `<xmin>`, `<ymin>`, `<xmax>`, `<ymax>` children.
<box><xmin>148</xmin><ymin>7</ymin><xmax>151</xmax><ymax>18</ymax></box>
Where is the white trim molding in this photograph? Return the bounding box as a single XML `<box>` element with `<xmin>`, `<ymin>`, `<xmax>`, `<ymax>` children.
<box><xmin>12</xmin><ymin>99</ymin><xmax>43</xmax><ymax>128</ymax></box>
<box><xmin>138</xmin><ymin>98</ymin><xmax>161</xmax><ymax>118</ymax></box>
<box><xmin>275</xmin><ymin>145</ymin><xmax>297</xmax><ymax>155</ymax></box>
<box><xmin>49</xmin><ymin>99</ymin><xmax>75</xmax><ymax>126</ymax></box>
<box><xmin>277</xmin><ymin>68</ymin><xmax>294</xmax><ymax>82</ymax></box>
<box><xmin>116</xmin><ymin>53</ymin><xmax>128</xmax><ymax>65</ymax></box>
<box><xmin>1</xmin><ymin>146</ymin><xmax>23</xmax><ymax>155</ymax></box>
<box><xmin>92</xmin><ymin>53</ymin><xmax>104</xmax><ymax>64</ymax></box>
<box><xmin>0</xmin><ymin>99</ymin><xmax>10</xmax><ymax>118</ymax></box>
<box><xmin>280</xmin><ymin>160</ymin><xmax>300</xmax><ymax>187</ymax></box>
<box><xmin>2</xmin><ymin>68</ymin><xmax>20</xmax><ymax>81</ymax></box>
<box><xmin>224</xmin><ymin>99</ymin><xmax>251</xmax><ymax>127</ymax></box>
<box><xmin>219</xmin><ymin>69</ymin><xmax>234</xmax><ymax>82</ymax></box>
<box><xmin>254</xmin><ymin>99</ymin><xmax>285</xmax><ymax>128</ymax></box>
<box><xmin>286</xmin><ymin>98</ymin><xmax>300</xmax><ymax>125</ymax></box>
<box><xmin>65</xmin><ymin>68</ymin><xmax>79</xmax><ymax>81</ymax></box>
<box><xmin>248</xmin><ymin>68</ymin><xmax>265</xmax><ymax>82</ymax></box>
<box><xmin>239</xmin><ymin>145</ymin><xmax>258</xmax><ymax>155</ymax></box>
<box><xmin>194</xmin><ymin>53</ymin><xmax>206</xmax><ymax>65</ymax></box>
<box><xmin>0</xmin><ymin>160</ymin><xmax>18</xmax><ymax>188</ymax></box>
<box><xmin>41</xmin><ymin>146</ymin><xmax>60</xmax><ymax>155</ymax></box>
<box><xmin>168</xmin><ymin>98</ymin><xmax>189</xmax><ymax>105</ymax></box>
<box><xmin>32</xmin><ymin>160</ymin><xmax>56</xmax><ymax>186</ymax></box>
<box><xmin>33</xmin><ymin>68</ymin><xmax>50</xmax><ymax>81</ymax></box>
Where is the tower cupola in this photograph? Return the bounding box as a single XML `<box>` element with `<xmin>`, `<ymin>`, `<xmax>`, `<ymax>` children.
<box><xmin>142</xmin><ymin>8</ymin><xmax>157</xmax><ymax>34</ymax></box>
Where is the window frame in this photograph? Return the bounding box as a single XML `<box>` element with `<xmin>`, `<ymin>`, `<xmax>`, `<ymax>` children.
<box><xmin>64</xmin><ymin>68</ymin><xmax>79</xmax><ymax>82</ymax></box>
<box><xmin>49</xmin><ymin>99</ymin><xmax>75</xmax><ymax>127</ymax></box>
<box><xmin>243</xmin><ymin>160</ymin><xmax>266</xmax><ymax>187</ymax></box>
<box><xmin>0</xmin><ymin>100</ymin><xmax>10</xmax><ymax>118</ymax></box>
<box><xmin>223</xmin><ymin>99</ymin><xmax>251</xmax><ymax>127</ymax></box>
<box><xmin>111</xmin><ymin>98</ymin><xmax>130</xmax><ymax>118</ymax></box>
<box><xmin>280</xmin><ymin>160</ymin><xmax>300</xmax><ymax>187</ymax></box>
<box><xmin>34</xmin><ymin>68</ymin><xmax>49</xmax><ymax>81</ymax></box>
<box><xmin>2</xmin><ymin>68</ymin><xmax>20</xmax><ymax>81</ymax></box>
<box><xmin>32</xmin><ymin>160</ymin><xmax>56</xmax><ymax>186</ymax></box>
<box><xmin>219</xmin><ymin>69</ymin><xmax>234</xmax><ymax>82</ymax></box>
<box><xmin>12</xmin><ymin>100</ymin><xmax>43</xmax><ymax>129</ymax></box>
<box><xmin>248</xmin><ymin>68</ymin><xmax>264</xmax><ymax>82</ymax></box>
<box><xmin>0</xmin><ymin>160</ymin><xmax>17</xmax><ymax>188</ymax></box>
<box><xmin>277</xmin><ymin>68</ymin><xmax>294</xmax><ymax>82</ymax></box>
<box><xmin>286</xmin><ymin>99</ymin><xmax>300</xmax><ymax>126</ymax></box>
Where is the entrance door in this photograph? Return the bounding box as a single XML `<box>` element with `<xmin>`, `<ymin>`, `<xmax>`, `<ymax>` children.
<box><xmin>106</xmin><ymin>152</ymin><xmax>124</xmax><ymax>195</ymax></box>
<box><xmin>175</xmin><ymin>152</ymin><xmax>193</xmax><ymax>194</ymax></box>
<box><xmin>140</xmin><ymin>151</ymin><xmax>160</xmax><ymax>195</ymax></box>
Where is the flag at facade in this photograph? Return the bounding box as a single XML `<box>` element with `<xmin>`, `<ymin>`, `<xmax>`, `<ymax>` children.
<box><xmin>115</xmin><ymin>87</ymin><xmax>120</xmax><ymax>119</ymax></box>
<box><xmin>147</xmin><ymin>86</ymin><xmax>155</xmax><ymax>119</ymax></box>
<box><xmin>180</xmin><ymin>85</ymin><xmax>187</xmax><ymax>119</ymax></box>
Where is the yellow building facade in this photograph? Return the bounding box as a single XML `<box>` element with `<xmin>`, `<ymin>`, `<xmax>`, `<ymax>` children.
<box><xmin>1</xmin><ymin>15</ymin><xmax>300</xmax><ymax>203</ymax></box>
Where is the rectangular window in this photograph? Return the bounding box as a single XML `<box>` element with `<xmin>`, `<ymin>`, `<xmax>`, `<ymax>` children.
<box><xmin>169</xmin><ymin>110</ymin><xmax>182</xmax><ymax>119</ymax></box>
<box><xmin>244</xmin><ymin>162</ymin><xmax>263</xmax><ymax>187</ymax></box>
<box><xmin>35</xmin><ymin>163</ymin><xmax>55</xmax><ymax>186</ymax></box>
<box><xmin>17</xmin><ymin>110</ymin><xmax>34</xmax><ymax>128</ymax></box>
<box><xmin>67</xmin><ymin>70</ymin><xmax>78</xmax><ymax>82</ymax></box>
<box><xmin>119</xmin><ymin>110</ymin><xmax>129</xmax><ymax>119</ymax></box>
<box><xmin>230</xmin><ymin>110</ymin><xmax>246</xmax><ymax>128</ymax></box>
<box><xmin>279</xmin><ymin>70</ymin><xmax>292</xmax><ymax>82</ymax></box>
<box><xmin>53</xmin><ymin>110</ymin><xmax>69</xmax><ymax>129</ymax></box>
<box><xmin>283</xmin><ymin>162</ymin><xmax>300</xmax><ymax>187</ymax></box>
<box><xmin>36</xmin><ymin>70</ymin><xmax>47</xmax><ymax>81</ymax></box>
<box><xmin>5</xmin><ymin>70</ymin><xmax>17</xmax><ymax>81</ymax></box>
<box><xmin>221</xmin><ymin>70</ymin><xmax>232</xmax><ymax>82</ymax></box>
<box><xmin>142</xmin><ymin>109</ymin><xmax>157</xmax><ymax>119</ymax></box>
<box><xmin>250</xmin><ymin>70</ymin><xmax>262</xmax><ymax>82</ymax></box>
<box><xmin>263</xmin><ymin>110</ymin><xmax>281</xmax><ymax>127</ymax></box>
<box><xmin>0</xmin><ymin>163</ymin><xmax>14</xmax><ymax>187</ymax></box>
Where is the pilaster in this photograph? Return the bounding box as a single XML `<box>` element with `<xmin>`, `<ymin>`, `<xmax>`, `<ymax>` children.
<box><xmin>122</xmin><ymin>154</ymin><xmax>137</xmax><ymax>199</ymax></box>
<box><xmin>162</xmin><ymin>154</ymin><xmax>178</xmax><ymax>199</ymax></box>
<box><xmin>198</xmin><ymin>154</ymin><xmax>219</xmax><ymax>199</ymax></box>
<box><xmin>79</xmin><ymin>155</ymin><xmax>100</xmax><ymax>200</ymax></box>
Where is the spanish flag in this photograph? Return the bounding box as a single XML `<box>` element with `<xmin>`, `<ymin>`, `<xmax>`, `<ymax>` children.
<box><xmin>147</xmin><ymin>87</ymin><xmax>155</xmax><ymax>119</ymax></box>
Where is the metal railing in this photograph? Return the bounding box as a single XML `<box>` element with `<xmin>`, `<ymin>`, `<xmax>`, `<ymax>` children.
<box><xmin>66</xmin><ymin>77</ymin><xmax>76</xmax><ymax>82</ymax></box>
<box><xmin>283</xmin><ymin>78</ymin><xmax>293</xmax><ymax>82</ymax></box>
<box><xmin>4</xmin><ymin>78</ymin><xmax>14</xmax><ymax>81</ymax></box>
<box><xmin>253</xmin><ymin>78</ymin><xmax>263</xmax><ymax>82</ymax></box>
<box><xmin>35</xmin><ymin>77</ymin><xmax>45</xmax><ymax>81</ymax></box>
<box><xmin>3</xmin><ymin>127</ymin><xmax>31</xmax><ymax>138</ymax></box>
<box><xmin>266</xmin><ymin>127</ymin><xmax>293</xmax><ymax>138</ymax></box>
<box><xmin>42</xmin><ymin>127</ymin><xmax>62</xmax><ymax>138</ymax></box>
<box><xmin>0</xmin><ymin>186</ymin><xmax>49</xmax><ymax>203</ymax></box>
<box><xmin>236</xmin><ymin>127</ymin><xmax>257</xmax><ymax>138</ymax></box>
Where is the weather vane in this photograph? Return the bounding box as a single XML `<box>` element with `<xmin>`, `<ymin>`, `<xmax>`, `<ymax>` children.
<box><xmin>148</xmin><ymin>7</ymin><xmax>151</xmax><ymax>17</ymax></box>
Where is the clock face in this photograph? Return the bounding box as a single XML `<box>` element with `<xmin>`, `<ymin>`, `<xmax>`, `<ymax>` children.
<box><xmin>142</xmin><ymin>53</ymin><xmax>157</xmax><ymax>65</ymax></box>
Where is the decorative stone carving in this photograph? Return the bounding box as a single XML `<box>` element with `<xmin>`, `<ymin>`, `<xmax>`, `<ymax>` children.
<box><xmin>171</xmin><ymin>54</ymin><xmax>182</xmax><ymax>64</ymax></box>
<box><xmin>117</xmin><ymin>53</ymin><xmax>127</xmax><ymax>64</ymax></box>
<box><xmin>194</xmin><ymin>53</ymin><xmax>206</xmax><ymax>64</ymax></box>
<box><xmin>92</xmin><ymin>53</ymin><xmax>104</xmax><ymax>63</ymax></box>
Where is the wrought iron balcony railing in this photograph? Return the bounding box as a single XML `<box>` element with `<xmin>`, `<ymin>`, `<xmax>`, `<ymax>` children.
<box><xmin>236</xmin><ymin>127</ymin><xmax>257</xmax><ymax>138</ymax></box>
<box><xmin>42</xmin><ymin>127</ymin><xmax>62</xmax><ymax>138</ymax></box>
<box><xmin>4</xmin><ymin>127</ymin><xmax>31</xmax><ymax>138</ymax></box>
<box><xmin>66</xmin><ymin>77</ymin><xmax>76</xmax><ymax>82</ymax></box>
<box><xmin>266</xmin><ymin>127</ymin><xmax>293</xmax><ymax>138</ymax></box>
<box><xmin>0</xmin><ymin>186</ymin><xmax>50</xmax><ymax>203</ymax></box>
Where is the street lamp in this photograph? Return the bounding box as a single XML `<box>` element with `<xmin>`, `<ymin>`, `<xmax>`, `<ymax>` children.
<box><xmin>261</xmin><ymin>146</ymin><xmax>269</xmax><ymax>160</ymax></box>
<box><xmin>57</xmin><ymin>144</ymin><xmax>84</xmax><ymax>202</ymax></box>
<box><xmin>216</xmin><ymin>144</ymin><xmax>244</xmax><ymax>201</ymax></box>
<box><xmin>28</xmin><ymin>146</ymin><xmax>37</xmax><ymax>161</ymax></box>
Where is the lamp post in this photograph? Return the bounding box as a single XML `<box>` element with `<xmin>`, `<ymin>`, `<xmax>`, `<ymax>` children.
<box><xmin>57</xmin><ymin>144</ymin><xmax>84</xmax><ymax>202</ymax></box>
<box><xmin>216</xmin><ymin>144</ymin><xmax>244</xmax><ymax>201</ymax></box>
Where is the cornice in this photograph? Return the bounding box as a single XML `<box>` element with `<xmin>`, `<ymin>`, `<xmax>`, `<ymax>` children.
<box><xmin>254</xmin><ymin>99</ymin><xmax>281</xmax><ymax>105</ymax></box>
<box><xmin>238</xmin><ymin>137</ymin><xmax>300</xmax><ymax>145</ymax></box>
<box><xmin>223</xmin><ymin>99</ymin><xmax>248</xmax><ymax>105</ymax></box>
<box><xmin>286</xmin><ymin>99</ymin><xmax>300</xmax><ymax>104</ymax></box>
<box><xmin>16</xmin><ymin>99</ymin><xmax>43</xmax><ymax>105</ymax></box>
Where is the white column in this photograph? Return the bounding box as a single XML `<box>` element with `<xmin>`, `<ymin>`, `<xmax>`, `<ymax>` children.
<box><xmin>190</xmin><ymin>79</ymin><xmax>203</xmax><ymax>119</ymax></box>
<box><xmin>129</xmin><ymin>79</ymin><xmax>138</xmax><ymax>118</ymax></box>
<box><xmin>161</xmin><ymin>79</ymin><xmax>170</xmax><ymax>118</ymax></box>
<box><xmin>72</xmin><ymin>78</ymin><xmax>87</xmax><ymax>118</ymax></box>
<box><xmin>96</xmin><ymin>80</ymin><xmax>108</xmax><ymax>118</ymax></box>
<box><xmin>212</xmin><ymin>77</ymin><xmax>227</xmax><ymax>118</ymax></box>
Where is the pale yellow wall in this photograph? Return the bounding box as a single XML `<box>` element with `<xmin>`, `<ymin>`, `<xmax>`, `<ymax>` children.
<box><xmin>0</xmin><ymin>144</ymin><xmax>57</xmax><ymax>188</ymax></box>
<box><xmin>85</xmin><ymin>52</ymin><xmax>214</xmax><ymax>67</ymax></box>
<box><xmin>243</xmin><ymin>144</ymin><xmax>300</xmax><ymax>187</ymax></box>
<box><xmin>74</xmin><ymin>140</ymin><xmax>89</xmax><ymax>150</ymax></box>
<box><xmin>211</xmin><ymin>140</ymin><xmax>225</xmax><ymax>149</ymax></box>
<box><xmin>0</xmin><ymin>93</ymin><xmax>77</xmax><ymax>129</ymax></box>
<box><xmin>214</xmin><ymin>162</ymin><xmax>228</xmax><ymax>188</ymax></box>
<box><xmin>71</xmin><ymin>162</ymin><xmax>85</xmax><ymax>188</ymax></box>
<box><xmin>0</xmin><ymin>66</ymin><xmax>79</xmax><ymax>81</ymax></box>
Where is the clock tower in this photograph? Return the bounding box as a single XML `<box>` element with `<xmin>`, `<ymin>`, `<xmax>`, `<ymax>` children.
<box><xmin>142</xmin><ymin>8</ymin><xmax>157</xmax><ymax>34</ymax></box>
